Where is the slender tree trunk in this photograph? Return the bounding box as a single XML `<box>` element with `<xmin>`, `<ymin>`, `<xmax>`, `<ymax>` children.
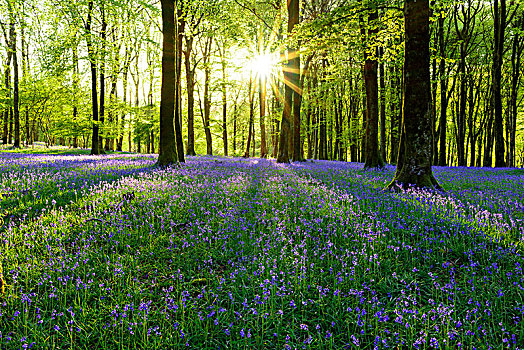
<box><xmin>2</xmin><ymin>17</ymin><xmax>14</xmax><ymax>145</ymax></box>
<box><xmin>184</xmin><ymin>36</ymin><xmax>196</xmax><ymax>156</ymax></box>
<box><xmin>174</xmin><ymin>8</ymin><xmax>185</xmax><ymax>161</ymax></box>
<box><xmin>134</xmin><ymin>54</ymin><xmax>140</xmax><ymax>153</ymax></box>
<box><xmin>119</xmin><ymin>48</ymin><xmax>131</xmax><ymax>152</ymax></box>
<box><xmin>244</xmin><ymin>74</ymin><xmax>255</xmax><ymax>157</ymax></box>
<box><xmin>389</xmin><ymin>65</ymin><xmax>401</xmax><ymax>164</ymax></box>
<box><xmin>72</xmin><ymin>36</ymin><xmax>80</xmax><ymax>149</ymax></box>
<box><xmin>493</xmin><ymin>0</ymin><xmax>506</xmax><ymax>167</ymax></box>
<box><xmin>97</xmin><ymin>5</ymin><xmax>107</xmax><ymax>154</ymax></box>
<box><xmin>12</xmin><ymin>16</ymin><xmax>20</xmax><ymax>148</ymax></box>
<box><xmin>202</xmin><ymin>36</ymin><xmax>213</xmax><ymax>155</ymax></box>
<box><xmin>379</xmin><ymin>48</ymin><xmax>386</xmax><ymax>162</ymax></box>
<box><xmin>363</xmin><ymin>8</ymin><xmax>384</xmax><ymax>169</ymax></box>
<box><xmin>233</xmin><ymin>102</ymin><xmax>237</xmax><ymax>155</ymax></box>
<box><xmin>483</xmin><ymin>87</ymin><xmax>494</xmax><ymax>167</ymax></box>
<box><xmin>438</xmin><ymin>17</ymin><xmax>448</xmax><ymax>166</ymax></box>
<box><xmin>260</xmin><ymin>75</ymin><xmax>268</xmax><ymax>158</ymax></box>
<box><xmin>291</xmin><ymin>30</ymin><xmax>302</xmax><ymax>160</ymax></box>
<box><xmin>219</xmin><ymin>42</ymin><xmax>228</xmax><ymax>156</ymax></box>
<box><xmin>86</xmin><ymin>0</ymin><xmax>100</xmax><ymax>155</ymax></box>
<box><xmin>509</xmin><ymin>15</ymin><xmax>523</xmax><ymax>167</ymax></box>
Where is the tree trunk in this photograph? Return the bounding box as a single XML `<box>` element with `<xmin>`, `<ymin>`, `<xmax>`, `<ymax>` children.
<box><xmin>509</xmin><ymin>15</ymin><xmax>523</xmax><ymax>167</ymax></box>
<box><xmin>260</xmin><ymin>75</ymin><xmax>268</xmax><ymax>158</ymax></box>
<box><xmin>379</xmin><ymin>48</ymin><xmax>386</xmax><ymax>162</ymax></box>
<box><xmin>11</xmin><ymin>14</ymin><xmax>20</xmax><ymax>148</ymax></box>
<box><xmin>2</xmin><ymin>18</ymin><xmax>14</xmax><ymax>145</ymax></box>
<box><xmin>386</xmin><ymin>0</ymin><xmax>440</xmax><ymax>190</ymax></box>
<box><xmin>363</xmin><ymin>9</ymin><xmax>384</xmax><ymax>169</ymax></box>
<box><xmin>184</xmin><ymin>36</ymin><xmax>196</xmax><ymax>156</ymax></box>
<box><xmin>202</xmin><ymin>36</ymin><xmax>213</xmax><ymax>156</ymax></box>
<box><xmin>493</xmin><ymin>0</ymin><xmax>506</xmax><ymax>167</ymax></box>
<box><xmin>219</xmin><ymin>42</ymin><xmax>228</xmax><ymax>156</ymax></box>
<box><xmin>87</xmin><ymin>0</ymin><xmax>100</xmax><ymax>155</ymax></box>
<box><xmin>157</xmin><ymin>0</ymin><xmax>178</xmax><ymax>166</ymax></box>
<box><xmin>290</xmin><ymin>24</ymin><xmax>302</xmax><ymax>160</ymax></box>
<box><xmin>437</xmin><ymin>17</ymin><xmax>448</xmax><ymax>166</ymax></box>
<box><xmin>174</xmin><ymin>8</ymin><xmax>185</xmax><ymax>161</ymax></box>
<box><xmin>98</xmin><ymin>5</ymin><xmax>107</xmax><ymax>154</ymax></box>
<box><xmin>277</xmin><ymin>0</ymin><xmax>299</xmax><ymax>163</ymax></box>
<box><xmin>244</xmin><ymin>74</ymin><xmax>255</xmax><ymax>157</ymax></box>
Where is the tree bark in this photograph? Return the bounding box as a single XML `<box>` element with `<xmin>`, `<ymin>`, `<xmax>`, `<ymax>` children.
<box><xmin>260</xmin><ymin>75</ymin><xmax>268</xmax><ymax>158</ymax></box>
<box><xmin>2</xmin><ymin>20</ymin><xmax>13</xmax><ymax>145</ymax></box>
<box><xmin>379</xmin><ymin>48</ymin><xmax>386</xmax><ymax>162</ymax></box>
<box><xmin>157</xmin><ymin>0</ymin><xmax>178</xmax><ymax>166</ymax></box>
<box><xmin>509</xmin><ymin>14</ymin><xmax>523</xmax><ymax>167</ymax></box>
<box><xmin>87</xmin><ymin>0</ymin><xmax>100</xmax><ymax>155</ymax></box>
<box><xmin>244</xmin><ymin>74</ymin><xmax>255</xmax><ymax>157</ymax></box>
<box><xmin>11</xmin><ymin>11</ymin><xmax>20</xmax><ymax>148</ymax></box>
<box><xmin>363</xmin><ymin>9</ymin><xmax>384</xmax><ymax>169</ymax></box>
<box><xmin>493</xmin><ymin>0</ymin><xmax>506</xmax><ymax>167</ymax></box>
<box><xmin>437</xmin><ymin>16</ymin><xmax>448</xmax><ymax>166</ymax></box>
<box><xmin>219</xmin><ymin>42</ymin><xmax>228</xmax><ymax>156</ymax></box>
<box><xmin>386</xmin><ymin>0</ymin><xmax>440</xmax><ymax>190</ymax></box>
<box><xmin>174</xmin><ymin>8</ymin><xmax>185</xmax><ymax>162</ymax></box>
<box><xmin>202</xmin><ymin>36</ymin><xmax>213</xmax><ymax>156</ymax></box>
<box><xmin>277</xmin><ymin>0</ymin><xmax>299</xmax><ymax>163</ymax></box>
<box><xmin>98</xmin><ymin>4</ymin><xmax>107</xmax><ymax>154</ymax></box>
<box><xmin>184</xmin><ymin>36</ymin><xmax>196</xmax><ymax>156</ymax></box>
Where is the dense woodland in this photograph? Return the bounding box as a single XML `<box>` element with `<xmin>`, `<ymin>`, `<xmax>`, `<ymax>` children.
<box><xmin>1</xmin><ymin>0</ymin><xmax>523</xmax><ymax>169</ymax></box>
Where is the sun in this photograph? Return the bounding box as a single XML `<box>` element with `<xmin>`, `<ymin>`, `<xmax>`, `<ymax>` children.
<box><xmin>248</xmin><ymin>52</ymin><xmax>278</xmax><ymax>78</ymax></box>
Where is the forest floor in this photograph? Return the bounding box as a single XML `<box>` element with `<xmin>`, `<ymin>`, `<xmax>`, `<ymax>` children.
<box><xmin>0</xmin><ymin>148</ymin><xmax>523</xmax><ymax>349</ymax></box>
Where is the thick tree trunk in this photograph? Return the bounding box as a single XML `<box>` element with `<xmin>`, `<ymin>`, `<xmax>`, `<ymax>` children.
<box><xmin>277</xmin><ymin>0</ymin><xmax>299</xmax><ymax>163</ymax></box>
<box><xmin>386</xmin><ymin>0</ymin><xmax>440</xmax><ymax>190</ymax></box>
<box><xmin>157</xmin><ymin>0</ymin><xmax>178</xmax><ymax>166</ymax></box>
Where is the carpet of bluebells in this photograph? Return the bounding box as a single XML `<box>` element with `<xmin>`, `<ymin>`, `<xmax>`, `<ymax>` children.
<box><xmin>1</xmin><ymin>149</ymin><xmax>523</xmax><ymax>349</ymax></box>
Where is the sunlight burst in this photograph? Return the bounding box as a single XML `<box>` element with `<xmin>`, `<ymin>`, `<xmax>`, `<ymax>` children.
<box><xmin>248</xmin><ymin>53</ymin><xmax>278</xmax><ymax>78</ymax></box>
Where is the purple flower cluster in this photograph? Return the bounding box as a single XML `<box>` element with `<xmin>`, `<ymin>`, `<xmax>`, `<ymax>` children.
<box><xmin>0</xmin><ymin>152</ymin><xmax>523</xmax><ymax>349</ymax></box>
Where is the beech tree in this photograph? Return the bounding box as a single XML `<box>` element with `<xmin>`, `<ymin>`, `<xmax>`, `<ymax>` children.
<box><xmin>157</xmin><ymin>0</ymin><xmax>178</xmax><ymax>166</ymax></box>
<box><xmin>387</xmin><ymin>0</ymin><xmax>440</xmax><ymax>189</ymax></box>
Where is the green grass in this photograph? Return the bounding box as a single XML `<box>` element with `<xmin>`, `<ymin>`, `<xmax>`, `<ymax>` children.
<box><xmin>0</xmin><ymin>150</ymin><xmax>523</xmax><ymax>349</ymax></box>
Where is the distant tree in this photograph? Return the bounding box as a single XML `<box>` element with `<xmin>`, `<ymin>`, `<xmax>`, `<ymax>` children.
<box><xmin>387</xmin><ymin>0</ymin><xmax>440</xmax><ymax>190</ymax></box>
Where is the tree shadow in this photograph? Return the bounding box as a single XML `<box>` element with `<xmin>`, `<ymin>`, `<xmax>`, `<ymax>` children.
<box><xmin>0</xmin><ymin>152</ymin><xmax>158</xmax><ymax>230</ymax></box>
